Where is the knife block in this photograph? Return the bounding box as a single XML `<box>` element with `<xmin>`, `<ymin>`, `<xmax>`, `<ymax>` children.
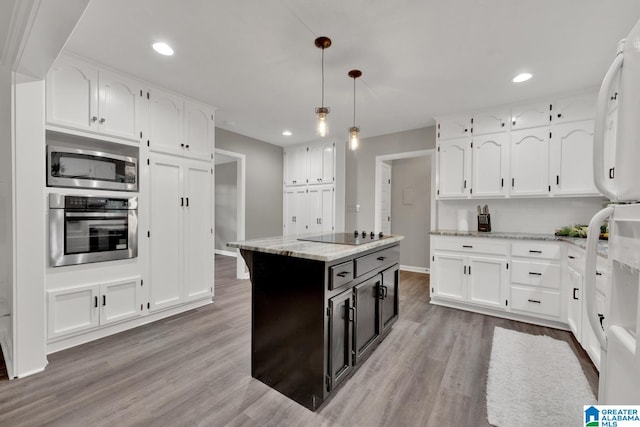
<box><xmin>477</xmin><ymin>213</ymin><xmax>491</xmax><ymax>232</ymax></box>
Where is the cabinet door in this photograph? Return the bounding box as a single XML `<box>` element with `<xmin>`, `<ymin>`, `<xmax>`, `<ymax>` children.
<box><xmin>380</xmin><ymin>264</ymin><xmax>399</xmax><ymax>334</ymax></box>
<box><xmin>437</xmin><ymin>138</ymin><xmax>471</xmax><ymax>198</ymax></box>
<box><xmin>437</xmin><ymin>115</ymin><xmax>471</xmax><ymax>140</ymax></box>
<box><xmin>603</xmin><ymin>97</ymin><xmax>618</xmax><ymax>193</ymax></box>
<box><xmin>432</xmin><ymin>254</ymin><xmax>466</xmax><ymax>300</ymax></box>
<box><xmin>308</xmin><ymin>185</ymin><xmax>334</xmax><ymax>234</ymax></box>
<box><xmin>184</xmin><ymin>101</ymin><xmax>215</xmax><ymax>160</ymax></box>
<box><xmin>284</xmin><ymin>188</ymin><xmax>298</xmax><ymax>236</ymax></box>
<box><xmin>309</xmin><ymin>143</ymin><xmax>334</xmax><ymax>184</ymax></box>
<box><xmin>184</xmin><ymin>160</ymin><xmax>213</xmax><ymax>301</ymax></box>
<box><xmin>549</xmin><ymin>120</ymin><xmax>597</xmax><ymax>196</ymax></box>
<box><xmin>149</xmin><ymin>88</ymin><xmax>184</xmax><ymax>156</ymax></box>
<box><xmin>284</xmin><ymin>146</ymin><xmax>308</xmax><ymax>186</ymax></box>
<box><xmin>47</xmin><ymin>285</ymin><xmax>100</xmax><ymax>339</ymax></box>
<box><xmin>295</xmin><ymin>188</ymin><xmax>310</xmax><ymax>235</ymax></box>
<box><xmin>328</xmin><ymin>289</ymin><xmax>354</xmax><ymax>391</ymax></box>
<box><xmin>553</xmin><ymin>94</ymin><xmax>596</xmax><ymax>124</ymax></box>
<box><xmin>98</xmin><ymin>70</ymin><xmax>143</xmax><ymax>141</ymax></box>
<box><xmin>353</xmin><ymin>275</ymin><xmax>381</xmax><ymax>364</ymax></box>
<box><xmin>471</xmin><ymin>109</ymin><xmax>508</xmax><ymax>136</ymax></box>
<box><xmin>100</xmin><ymin>278</ymin><xmax>142</xmax><ymax>325</ymax></box>
<box><xmin>511</xmin><ymin>102</ymin><xmax>550</xmax><ymax>130</ymax></box>
<box><xmin>567</xmin><ymin>267</ymin><xmax>583</xmax><ymax>338</ymax></box>
<box><xmin>149</xmin><ymin>154</ymin><xmax>184</xmax><ymax>310</ymax></box>
<box><xmin>471</xmin><ymin>133</ymin><xmax>509</xmax><ymax>197</ymax></box>
<box><xmin>510</xmin><ymin>128</ymin><xmax>549</xmax><ymax>196</ymax></box>
<box><xmin>46</xmin><ymin>57</ymin><xmax>99</xmax><ymax>131</ymax></box>
<box><xmin>284</xmin><ymin>149</ymin><xmax>297</xmax><ymax>186</ymax></box>
<box><xmin>467</xmin><ymin>256</ymin><xmax>506</xmax><ymax>310</ymax></box>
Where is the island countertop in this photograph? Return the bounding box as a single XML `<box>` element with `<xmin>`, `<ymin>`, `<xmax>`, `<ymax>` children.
<box><xmin>227</xmin><ymin>234</ymin><xmax>404</xmax><ymax>262</ymax></box>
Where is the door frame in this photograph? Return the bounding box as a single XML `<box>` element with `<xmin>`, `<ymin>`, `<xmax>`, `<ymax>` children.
<box><xmin>214</xmin><ymin>148</ymin><xmax>248</xmax><ymax>279</ymax></box>
<box><xmin>380</xmin><ymin>161</ymin><xmax>392</xmax><ymax>235</ymax></box>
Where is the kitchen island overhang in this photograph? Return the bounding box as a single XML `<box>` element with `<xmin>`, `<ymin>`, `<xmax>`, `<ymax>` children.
<box><xmin>227</xmin><ymin>235</ymin><xmax>404</xmax><ymax>411</ymax></box>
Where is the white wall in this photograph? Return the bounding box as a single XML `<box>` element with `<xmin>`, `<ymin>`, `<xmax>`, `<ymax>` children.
<box><xmin>437</xmin><ymin>197</ymin><xmax>607</xmax><ymax>234</ymax></box>
<box><xmin>215</xmin><ymin>161</ymin><xmax>237</xmax><ymax>250</ymax></box>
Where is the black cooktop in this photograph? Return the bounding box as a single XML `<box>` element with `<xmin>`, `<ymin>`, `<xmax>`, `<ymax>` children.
<box><xmin>298</xmin><ymin>232</ymin><xmax>389</xmax><ymax>246</ymax></box>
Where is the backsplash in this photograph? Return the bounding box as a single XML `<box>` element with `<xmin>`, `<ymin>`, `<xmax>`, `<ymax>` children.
<box><xmin>437</xmin><ymin>197</ymin><xmax>608</xmax><ymax>234</ymax></box>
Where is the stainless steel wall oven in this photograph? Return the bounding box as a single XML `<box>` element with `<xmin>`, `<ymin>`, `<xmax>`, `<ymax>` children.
<box><xmin>49</xmin><ymin>194</ymin><xmax>138</xmax><ymax>267</ymax></box>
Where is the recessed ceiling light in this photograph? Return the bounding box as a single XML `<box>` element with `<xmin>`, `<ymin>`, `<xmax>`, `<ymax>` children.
<box><xmin>152</xmin><ymin>42</ymin><xmax>174</xmax><ymax>56</ymax></box>
<box><xmin>512</xmin><ymin>72</ymin><xmax>532</xmax><ymax>83</ymax></box>
<box><xmin>282</xmin><ymin>130</ymin><xmax>292</xmax><ymax>136</ymax></box>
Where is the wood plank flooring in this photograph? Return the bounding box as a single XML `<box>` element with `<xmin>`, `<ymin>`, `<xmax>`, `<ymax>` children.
<box><xmin>0</xmin><ymin>255</ymin><xmax>598</xmax><ymax>426</ymax></box>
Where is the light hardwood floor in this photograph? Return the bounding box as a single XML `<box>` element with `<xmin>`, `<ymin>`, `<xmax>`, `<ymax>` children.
<box><xmin>0</xmin><ymin>255</ymin><xmax>597</xmax><ymax>426</ymax></box>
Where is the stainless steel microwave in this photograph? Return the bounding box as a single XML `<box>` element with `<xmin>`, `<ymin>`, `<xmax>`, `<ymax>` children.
<box><xmin>47</xmin><ymin>145</ymin><xmax>138</xmax><ymax>192</ymax></box>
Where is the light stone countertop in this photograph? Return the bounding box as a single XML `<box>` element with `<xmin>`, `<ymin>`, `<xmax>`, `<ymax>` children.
<box><xmin>430</xmin><ymin>230</ymin><xmax>609</xmax><ymax>258</ymax></box>
<box><xmin>227</xmin><ymin>234</ymin><xmax>404</xmax><ymax>262</ymax></box>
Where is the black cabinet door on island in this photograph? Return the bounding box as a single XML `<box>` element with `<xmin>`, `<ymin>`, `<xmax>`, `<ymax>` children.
<box><xmin>239</xmin><ymin>242</ymin><xmax>401</xmax><ymax>411</ymax></box>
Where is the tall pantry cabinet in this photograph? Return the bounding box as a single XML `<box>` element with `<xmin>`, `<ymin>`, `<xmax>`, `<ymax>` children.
<box><xmin>283</xmin><ymin>142</ymin><xmax>336</xmax><ymax>236</ymax></box>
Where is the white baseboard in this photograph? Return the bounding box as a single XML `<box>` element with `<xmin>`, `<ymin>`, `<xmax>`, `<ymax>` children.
<box><xmin>215</xmin><ymin>249</ymin><xmax>237</xmax><ymax>258</ymax></box>
<box><xmin>400</xmin><ymin>265</ymin><xmax>429</xmax><ymax>274</ymax></box>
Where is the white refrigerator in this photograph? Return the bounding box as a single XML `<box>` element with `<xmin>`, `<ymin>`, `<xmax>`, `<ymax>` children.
<box><xmin>585</xmin><ymin>18</ymin><xmax>640</xmax><ymax>404</ymax></box>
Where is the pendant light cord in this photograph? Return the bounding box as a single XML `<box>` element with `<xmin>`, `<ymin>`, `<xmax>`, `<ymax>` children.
<box><xmin>321</xmin><ymin>48</ymin><xmax>325</xmax><ymax>108</ymax></box>
<box><xmin>353</xmin><ymin>77</ymin><xmax>356</xmax><ymax>126</ymax></box>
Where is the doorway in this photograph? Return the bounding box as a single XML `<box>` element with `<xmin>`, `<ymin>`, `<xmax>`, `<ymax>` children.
<box><xmin>374</xmin><ymin>149</ymin><xmax>435</xmax><ymax>273</ymax></box>
<box><xmin>214</xmin><ymin>148</ymin><xmax>248</xmax><ymax>279</ymax></box>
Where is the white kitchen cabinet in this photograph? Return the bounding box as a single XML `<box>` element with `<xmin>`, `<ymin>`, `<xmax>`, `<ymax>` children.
<box><xmin>48</xmin><ymin>278</ymin><xmax>143</xmax><ymax>340</ymax></box>
<box><xmin>471</xmin><ymin>133</ymin><xmax>509</xmax><ymax>197</ymax></box>
<box><xmin>437</xmin><ymin>114</ymin><xmax>471</xmax><ymax>140</ymax></box>
<box><xmin>511</xmin><ymin>102</ymin><xmax>550</xmax><ymax>130</ymax></box>
<box><xmin>552</xmin><ymin>94</ymin><xmax>596</xmax><ymax>124</ymax></box>
<box><xmin>308</xmin><ymin>142</ymin><xmax>334</xmax><ymax>185</ymax></box>
<box><xmin>436</xmin><ymin>138</ymin><xmax>471</xmax><ymax>198</ymax></box>
<box><xmin>471</xmin><ymin>109</ymin><xmax>508</xmax><ymax>136</ymax></box>
<box><xmin>284</xmin><ymin>187</ymin><xmax>310</xmax><ymax>236</ymax></box>
<box><xmin>284</xmin><ymin>146</ymin><xmax>309</xmax><ymax>186</ymax></box>
<box><xmin>149</xmin><ymin>154</ymin><xmax>213</xmax><ymax>311</ymax></box>
<box><xmin>308</xmin><ymin>185</ymin><xmax>334</xmax><ymax>234</ymax></box>
<box><xmin>510</xmin><ymin>127</ymin><xmax>550</xmax><ymax>196</ymax></box>
<box><xmin>567</xmin><ymin>266</ymin><xmax>583</xmax><ymax>337</ymax></box>
<box><xmin>183</xmin><ymin>100</ymin><xmax>215</xmax><ymax>160</ymax></box>
<box><xmin>432</xmin><ymin>253</ymin><xmax>466</xmax><ymax>300</ymax></box>
<box><xmin>148</xmin><ymin>88</ymin><xmax>185</xmax><ymax>157</ymax></box>
<box><xmin>549</xmin><ymin>120</ymin><xmax>598</xmax><ymax>196</ymax></box>
<box><xmin>46</xmin><ymin>56</ymin><xmax>143</xmax><ymax>142</ymax></box>
<box><xmin>468</xmin><ymin>256</ymin><xmax>508</xmax><ymax>309</ymax></box>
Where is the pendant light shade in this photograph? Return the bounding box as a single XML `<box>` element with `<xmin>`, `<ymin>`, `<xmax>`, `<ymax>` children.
<box><xmin>314</xmin><ymin>37</ymin><xmax>332</xmax><ymax>137</ymax></box>
<box><xmin>348</xmin><ymin>69</ymin><xmax>362</xmax><ymax>151</ymax></box>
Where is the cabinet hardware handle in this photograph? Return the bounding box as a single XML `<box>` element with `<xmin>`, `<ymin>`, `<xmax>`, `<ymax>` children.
<box><xmin>181</xmin><ymin>143</ymin><xmax>185</xmax><ymax>148</ymax></box>
<box><xmin>464</xmin><ymin>265</ymin><xmax>467</xmax><ymax>275</ymax></box>
<box><xmin>94</xmin><ymin>296</ymin><xmax>98</xmax><ymax>308</ymax></box>
<box><xmin>501</xmin><ymin>122</ymin><xmax>505</xmax><ymax>127</ymax></box>
<box><xmin>609</xmin><ymin>167</ymin><xmax>615</xmax><ymax>179</ymax></box>
<box><xmin>336</xmin><ymin>272</ymin><xmax>349</xmax><ymax>278</ymax></box>
<box><xmin>378</xmin><ymin>287</ymin><xmax>385</xmax><ymax>300</ymax></box>
<box><xmin>568</xmin><ymin>255</ymin><xmax>575</xmax><ymax>259</ymax></box>
<box><xmin>181</xmin><ymin>197</ymin><xmax>184</xmax><ymax>206</ymax></box>
<box><xmin>596</xmin><ymin>271</ymin><xmax>603</xmax><ymax>276</ymax></box>
<box><xmin>573</xmin><ymin>288</ymin><xmax>579</xmax><ymax>300</ymax></box>
<box><xmin>512</xmin><ymin>120</ymin><xmax>516</xmax><ymax>126</ymax></box>
<box><xmin>293</xmin><ymin>180</ymin><xmax>297</xmax><ymax>184</ymax></box>
<box><xmin>512</xmin><ymin>178</ymin><xmax>515</xmax><ymax>187</ymax></box>
<box><xmin>528</xmin><ymin>272</ymin><xmax>542</xmax><ymax>276</ymax></box>
<box><xmin>186</xmin><ymin>145</ymin><xmax>190</xmax><ymax>149</ymax></box>
<box><xmin>556</xmin><ymin>175</ymin><xmax>559</xmax><ymax>185</ymax></box>
<box><xmin>102</xmin><ymin>295</ymin><xmax>106</xmax><ymax>306</ymax></box>
<box><xmin>462</xmin><ymin>245</ymin><xmax>473</xmax><ymax>248</ymax></box>
<box><xmin>383</xmin><ymin>286</ymin><xmax>388</xmax><ymax>298</ymax></box>
<box><xmin>599</xmin><ymin>313</ymin><xmax>605</xmax><ymax>327</ymax></box>
<box><xmin>501</xmin><ymin>178</ymin><xmax>504</xmax><ymax>188</ymax></box>
<box><xmin>468</xmin><ymin>266</ymin><xmax>471</xmax><ymax>275</ymax></box>
<box><xmin>528</xmin><ymin>250</ymin><xmax>542</xmax><ymax>254</ymax></box>
<box><xmin>463</xmin><ymin>180</ymin><xmax>467</xmax><ymax>189</ymax></box>
<box><xmin>611</xmin><ymin>92</ymin><xmax>618</xmax><ymax>101</ymax></box>
<box><xmin>91</xmin><ymin>116</ymin><xmax>98</xmax><ymax>122</ymax></box>
<box><xmin>186</xmin><ymin>197</ymin><xmax>189</xmax><ymax>207</ymax></box>
<box><xmin>557</xmin><ymin>113</ymin><xmax>562</xmax><ymax>118</ymax></box>
<box><xmin>377</xmin><ymin>256</ymin><xmax>386</xmax><ymax>261</ymax></box>
<box><xmin>348</xmin><ymin>307</ymin><xmax>355</xmax><ymax>322</ymax></box>
<box><xmin>99</xmin><ymin>118</ymin><xmax>105</xmax><ymax>124</ymax></box>
<box><xmin>464</xmin><ymin>128</ymin><xmax>468</xmax><ymax>132</ymax></box>
<box><xmin>527</xmin><ymin>299</ymin><xmax>541</xmax><ymax>304</ymax></box>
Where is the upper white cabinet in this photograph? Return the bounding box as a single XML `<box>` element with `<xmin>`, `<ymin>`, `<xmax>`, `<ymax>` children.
<box><xmin>46</xmin><ymin>56</ymin><xmax>144</xmax><ymax>142</ymax></box>
<box><xmin>511</xmin><ymin>102</ymin><xmax>551</xmax><ymax>130</ymax></box>
<box><xmin>510</xmin><ymin>128</ymin><xmax>550</xmax><ymax>196</ymax></box>
<box><xmin>471</xmin><ymin>109</ymin><xmax>508</xmax><ymax>136</ymax></box>
<box><xmin>549</xmin><ymin>120</ymin><xmax>598</xmax><ymax>196</ymax></box>
<box><xmin>183</xmin><ymin>100</ymin><xmax>215</xmax><ymax>160</ymax></box>
<box><xmin>437</xmin><ymin>138</ymin><xmax>471</xmax><ymax>198</ymax></box>
<box><xmin>471</xmin><ymin>133</ymin><xmax>509</xmax><ymax>197</ymax></box>
<box><xmin>308</xmin><ymin>142</ymin><xmax>335</xmax><ymax>184</ymax></box>
<box><xmin>437</xmin><ymin>114</ymin><xmax>471</xmax><ymax>140</ymax></box>
<box><xmin>148</xmin><ymin>88</ymin><xmax>184</xmax><ymax>156</ymax></box>
<box><xmin>552</xmin><ymin>94</ymin><xmax>596</xmax><ymax>124</ymax></box>
<box><xmin>284</xmin><ymin>146</ymin><xmax>309</xmax><ymax>186</ymax></box>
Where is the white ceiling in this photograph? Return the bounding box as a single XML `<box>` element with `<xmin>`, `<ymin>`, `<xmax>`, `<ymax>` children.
<box><xmin>64</xmin><ymin>0</ymin><xmax>640</xmax><ymax>146</ymax></box>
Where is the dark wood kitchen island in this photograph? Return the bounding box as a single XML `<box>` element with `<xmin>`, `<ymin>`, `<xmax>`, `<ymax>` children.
<box><xmin>227</xmin><ymin>234</ymin><xmax>403</xmax><ymax>411</ymax></box>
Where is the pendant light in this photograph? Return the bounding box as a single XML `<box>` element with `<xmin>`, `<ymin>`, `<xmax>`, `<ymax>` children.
<box><xmin>314</xmin><ymin>37</ymin><xmax>332</xmax><ymax>137</ymax></box>
<box><xmin>348</xmin><ymin>69</ymin><xmax>362</xmax><ymax>150</ymax></box>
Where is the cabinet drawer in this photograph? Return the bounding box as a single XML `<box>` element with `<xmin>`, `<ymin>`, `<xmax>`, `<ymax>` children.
<box><xmin>432</xmin><ymin>238</ymin><xmax>507</xmax><ymax>256</ymax></box>
<box><xmin>567</xmin><ymin>247</ymin><xmax>585</xmax><ymax>271</ymax></box>
<box><xmin>355</xmin><ymin>246</ymin><xmax>399</xmax><ymax>278</ymax></box>
<box><xmin>511</xmin><ymin>260</ymin><xmax>561</xmax><ymax>289</ymax></box>
<box><xmin>329</xmin><ymin>261</ymin><xmax>354</xmax><ymax>290</ymax></box>
<box><xmin>511</xmin><ymin>242</ymin><xmax>561</xmax><ymax>260</ymax></box>
<box><xmin>511</xmin><ymin>286</ymin><xmax>561</xmax><ymax>318</ymax></box>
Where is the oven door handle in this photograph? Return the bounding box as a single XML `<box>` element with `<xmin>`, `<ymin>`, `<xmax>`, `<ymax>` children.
<box><xmin>65</xmin><ymin>212</ymin><xmax>129</xmax><ymax>218</ymax></box>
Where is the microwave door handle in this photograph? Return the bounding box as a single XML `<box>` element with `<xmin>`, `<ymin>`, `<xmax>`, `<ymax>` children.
<box><xmin>593</xmin><ymin>50</ymin><xmax>623</xmax><ymax>200</ymax></box>
<box><xmin>65</xmin><ymin>212</ymin><xmax>129</xmax><ymax>218</ymax></box>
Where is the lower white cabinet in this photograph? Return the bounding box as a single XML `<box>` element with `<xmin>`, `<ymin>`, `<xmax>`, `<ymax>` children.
<box><xmin>283</xmin><ymin>185</ymin><xmax>334</xmax><ymax>236</ymax></box>
<box><xmin>308</xmin><ymin>184</ymin><xmax>334</xmax><ymax>234</ymax></box>
<box><xmin>150</xmin><ymin>153</ymin><xmax>213</xmax><ymax>311</ymax></box>
<box><xmin>47</xmin><ymin>278</ymin><xmax>143</xmax><ymax>340</ymax></box>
